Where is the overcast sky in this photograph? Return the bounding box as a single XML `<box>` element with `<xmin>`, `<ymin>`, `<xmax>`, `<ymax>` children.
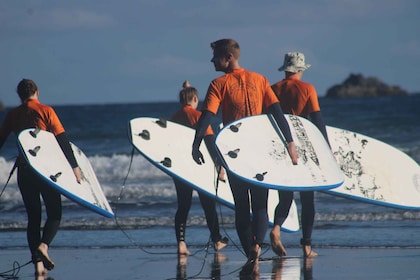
<box><xmin>1</xmin><ymin>0</ymin><xmax>419</xmax><ymax>106</ymax></box>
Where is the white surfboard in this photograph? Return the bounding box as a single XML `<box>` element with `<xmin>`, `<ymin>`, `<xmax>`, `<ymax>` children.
<box><xmin>128</xmin><ymin>117</ymin><xmax>300</xmax><ymax>232</ymax></box>
<box><xmin>17</xmin><ymin>128</ymin><xmax>114</xmax><ymax>218</ymax></box>
<box><xmin>325</xmin><ymin>126</ymin><xmax>420</xmax><ymax>210</ymax></box>
<box><xmin>215</xmin><ymin>114</ymin><xmax>344</xmax><ymax>191</ymax></box>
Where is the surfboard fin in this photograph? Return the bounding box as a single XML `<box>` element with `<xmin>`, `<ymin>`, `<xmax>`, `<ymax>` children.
<box><xmin>229</xmin><ymin>123</ymin><xmax>241</xmax><ymax>133</ymax></box>
<box><xmin>227</xmin><ymin>149</ymin><xmax>240</xmax><ymax>158</ymax></box>
<box><xmin>29</xmin><ymin>146</ymin><xmax>41</xmax><ymax>157</ymax></box>
<box><xmin>138</xmin><ymin>130</ymin><xmax>150</xmax><ymax>140</ymax></box>
<box><xmin>255</xmin><ymin>172</ymin><xmax>267</xmax><ymax>181</ymax></box>
<box><xmin>50</xmin><ymin>172</ymin><xmax>62</xmax><ymax>182</ymax></box>
<box><xmin>30</xmin><ymin>128</ymin><xmax>41</xmax><ymax>138</ymax></box>
<box><xmin>161</xmin><ymin>157</ymin><xmax>172</xmax><ymax>167</ymax></box>
<box><xmin>156</xmin><ymin>118</ymin><xmax>167</xmax><ymax>128</ymax></box>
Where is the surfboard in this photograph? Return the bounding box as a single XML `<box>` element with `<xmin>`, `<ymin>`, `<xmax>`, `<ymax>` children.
<box><xmin>128</xmin><ymin>117</ymin><xmax>299</xmax><ymax>232</ymax></box>
<box><xmin>215</xmin><ymin>114</ymin><xmax>344</xmax><ymax>191</ymax></box>
<box><xmin>325</xmin><ymin>126</ymin><xmax>420</xmax><ymax>210</ymax></box>
<box><xmin>17</xmin><ymin>128</ymin><xmax>114</xmax><ymax>218</ymax></box>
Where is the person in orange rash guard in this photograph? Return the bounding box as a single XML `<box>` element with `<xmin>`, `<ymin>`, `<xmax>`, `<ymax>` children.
<box><xmin>170</xmin><ymin>81</ymin><xmax>228</xmax><ymax>256</ymax></box>
<box><xmin>270</xmin><ymin>52</ymin><xmax>329</xmax><ymax>259</ymax></box>
<box><xmin>0</xmin><ymin>79</ymin><xmax>82</xmax><ymax>276</ymax></box>
<box><xmin>191</xmin><ymin>39</ymin><xmax>299</xmax><ymax>275</ymax></box>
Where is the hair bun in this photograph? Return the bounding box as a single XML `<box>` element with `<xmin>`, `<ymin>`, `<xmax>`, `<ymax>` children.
<box><xmin>182</xmin><ymin>80</ymin><xmax>191</xmax><ymax>88</ymax></box>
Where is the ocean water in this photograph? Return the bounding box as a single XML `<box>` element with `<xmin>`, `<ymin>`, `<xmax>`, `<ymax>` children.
<box><xmin>0</xmin><ymin>95</ymin><xmax>420</xmax><ymax>252</ymax></box>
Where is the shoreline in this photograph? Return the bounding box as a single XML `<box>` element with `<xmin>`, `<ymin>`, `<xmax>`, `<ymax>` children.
<box><xmin>1</xmin><ymin>247</ymin><xmax>419</xmax><ymax>279</ymax></box>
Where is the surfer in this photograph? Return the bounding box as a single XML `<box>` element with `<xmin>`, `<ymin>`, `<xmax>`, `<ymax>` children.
<box><xmin>270</xmin><ymin>52</ymin><xmax>329</xmax><ymax>258</ymax></box>
<box><xmin>191</xmin><ymin>39</ymin><xmax>299</xmax><ymax>275</ymax></box>
<box><xmin>0</xmin><ymin>79</ymin><xmax>82</xmax><ymax>276</ymax></box>
<box><xmin>171</xmin><ymin>81</ymin><xmax>228</xmax><ymax>255</ymax></box>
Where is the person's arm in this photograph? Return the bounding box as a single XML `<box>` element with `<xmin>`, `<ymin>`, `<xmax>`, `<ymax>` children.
<box><xmin>309</xmin><ymin>111</ymin><xmax>330</xmax><ymax>147</ymax></box>
<box><xmin>204</xmin><ymin>133</ymin><xmax>226</xmax><ymax>181</ymax></box>
<box><xmin>192</xmin><ymin>110</ymin><xmax>214</xmax><ymax>164</ymax></box>
<box><xmin>203</xmin><ymin>134</ymin><xmax>218</xmax><ymax>164</ymax></box>
<box><xmin>55</xmin><ymin>132</ymin><xmax>82</xmax><ymax>183</ymax></box>
<box><xmin>268</xmin><ymin>103</ymin><xmax>299</xmax><ymax>165</ymax></box>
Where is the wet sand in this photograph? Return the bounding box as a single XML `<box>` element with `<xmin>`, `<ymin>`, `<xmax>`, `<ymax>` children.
<box><xmin>1</xmin><ymin>246</ymin><xmax>419</xmax><ymax>279</ymax></box>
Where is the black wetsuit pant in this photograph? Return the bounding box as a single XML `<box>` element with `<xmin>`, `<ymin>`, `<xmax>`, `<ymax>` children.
<box><xmin>174</xmin><ymin>179</ymin><xmax>222</xmax><ymax>243</ymax></box>
<box><xmin>17</xmin><ymin>164</ymin><xmax>62</xmax><ymax>262</ymax></box>
<box><xmin>227</xmin><ymin>172</ymin><xmax>268</xmax><ymax>257</ymax></box>
<box><xmin>274</xmin><ymin>190</ymin><xmax>315</xmax><ymax>245</ymax></box>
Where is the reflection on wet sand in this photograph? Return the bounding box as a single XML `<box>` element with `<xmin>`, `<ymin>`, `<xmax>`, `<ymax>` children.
<box><xmin>176</xmin><ymin>253</ymin><xmax>227</xmax><ymax>280</ymax></box>
<box><xmin>272</xmin><ymin>256</ymin><xmax>313</xmax><ymax>280</ymax></box>
<box><xmin>176</xmin><ymin>251</ymin><xmax>314</xmax><ymax>279</ymax></box>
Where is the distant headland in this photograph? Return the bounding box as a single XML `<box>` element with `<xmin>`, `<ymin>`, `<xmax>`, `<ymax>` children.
<box><xmin>326</xmin><ymin>73</ymin><xmax>409</xmax><ymax>98</ymax></box>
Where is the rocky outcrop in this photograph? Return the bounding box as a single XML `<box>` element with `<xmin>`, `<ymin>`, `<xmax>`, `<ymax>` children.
<box><xmin>326</xmin><ymin>73</ymin><xmax>408</xmax><ymax>98</ymax></box>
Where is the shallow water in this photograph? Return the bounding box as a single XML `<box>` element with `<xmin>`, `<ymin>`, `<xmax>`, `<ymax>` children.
<box><xmin>1</xmin><ymin>95</ymin><xmax>420</xmax><ymax>250</ymax></box>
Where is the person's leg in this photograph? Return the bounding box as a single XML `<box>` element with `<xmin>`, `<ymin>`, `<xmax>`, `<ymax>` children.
<box><xmin>228</xmin><ymin>173</ymin><xmax>252</xmax><ymax>257</ymax></box>
<box><xmin>198</xmin><ymin>192</ymin><xmax>228</xmax><ymax>251</ymax></box>
<box><xmin>17</xmin><ymin>167</ymin><xmax>42</xmax><ymax>261</ymax></box>
<box><xmin>37</xmin><ymin>182</ymin><xmax>62</xmax><ymax>270</ymax></box>
<box><xmin>300</xmin><ymin>191</ymin><xmax>317</xmax><ymax>258</ymax></box>
<box><xmin>174</xmin><ymin>179</ymin><xmax>193</xmax><ymax>255</ymax></box>
<box><xmin>247</xmin><ymin>185</ymin><xmax>268</xmax><ymax>275</ymax></box>
<box><xmin>249</xmin><ymin>186</ymin><xmax>268</xmax><ymax>247</ymax></box>
<box><xmin>40</xmin><ymin>185</ymin><xmax>62</xmax><ymax>244</ymax></box>
<box><xmin>198</xmin><ymin>192</ymin><xmax>220</xmax><ymax>241</ymax></box>
<box><xmin>270</xmin><ymin>190</ymin><xmax>294</xmax><ymax>256</ymax></box>
<box><xmin>17</xmin><ymin>166</ymin><xmax>48</xmax><ymax>275</ymax></box>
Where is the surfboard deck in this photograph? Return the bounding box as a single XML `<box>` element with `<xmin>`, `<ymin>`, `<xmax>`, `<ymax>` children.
<box><xmin>325</xmin><ymin>126</ymin><xmax>420</xmax><ymax>210</ymax></box>
<box><xmin>17</xmin><ymin>128</ymin><xmax>114</xmax><ymax>218</ymax></box>
<box><xmin>215</xmin><ymin>114</ymin><xmax>344</xmax><ymax>191</ymax></box>
<box><xmin>128</xmin><ymin>117</ymin><xmax>300</xmax><ymax>232</ymax></box>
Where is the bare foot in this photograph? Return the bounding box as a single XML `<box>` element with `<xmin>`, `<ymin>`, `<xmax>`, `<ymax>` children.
<box><xmin>270</xmin><ymin>227</ymin><xmax>287</xmax><ymax>257</ymax></box>
<box><xmin>177</xmin><ymin>241</ymin><xmax>190</xmax><ymax>255</ymax></box>
<box><xmin>37</xmin><ymin>243</ymin><xmax>55</xmax><ymax>270</ymax></box>
<box><xmin>214</xmin><ymin>237</ymin><xmax>228</xmax><ymax>251</ymax></box>
<box><xmin>303</xmin><ymin>245</ymin><xmax>318</xmax><ymax>258</ymax></box>
<box><xmin>248</xmin><ymin>244</ymin><xmax>261</xmax><ymax>275</ymax></box>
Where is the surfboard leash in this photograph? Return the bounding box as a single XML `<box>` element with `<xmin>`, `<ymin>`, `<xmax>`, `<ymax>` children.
<box><xmin>0</xmin><ymin>158</ymin><xmax>17</xmax><ymax>200</ymax></box>
<box><xmin>113</xmin><ymin>147</ymin><xmax>177</xmax><ymax>255</ymax></box>
<box><xmin>213</xmin><ymin>166</ymin><xmax>247</xmax><ymax>258</ymax></box>
<box><xmin>0</xmin><ymin>160</ymin><xmax>41</xmax><ymax>278</ymax></box>
<box><xmin>211</xmin><ymin>167</ymin><xmax>263</xmax><ymax>278</ymax></box>
<box><xmin>113</xmin><ymin>147</ymin><xmax>209</xmax><ymax>257</ymax></box>
<box><xmin>212</xmin><ymin>167</ymin><xmax>280</xmax><ymax>277</ymax></box>
<box><xmin>0</xmin><ymin>259</ymin><xmax>31</xmax><ymax>279</ymax></box>
<box><xmin>112</xmin><ymin>147</ymin><xmax>159</xmax><ymax>254</ymax></box>
<box><xmin>113</xmin><ymin>148</ymin><xmax>247</xmax><ymax>279</ymax></box>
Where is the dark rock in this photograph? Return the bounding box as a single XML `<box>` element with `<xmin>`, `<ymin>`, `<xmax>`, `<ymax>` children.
<box><xmin>326</xmin><ymin>73</ymin><xmax>408</xmax><ymax>98</ymax></box>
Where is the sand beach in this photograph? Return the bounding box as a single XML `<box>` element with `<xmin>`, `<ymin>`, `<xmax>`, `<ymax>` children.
<box><xmin>1</xmin><ymin>246</ymin><xmax>419</xmax><ymax>279</ymax></box>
